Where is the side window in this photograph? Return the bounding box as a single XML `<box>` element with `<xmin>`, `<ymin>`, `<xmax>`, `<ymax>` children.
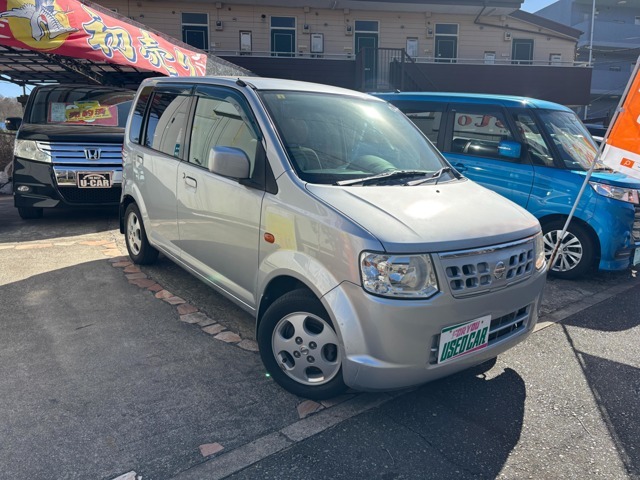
<box><xmin>128</xmin><ymin>86</ymin><xmax>152</xmax><ymax>144</ymax></box>
<box><xmin>144</xmin><ymin>90</ymin><xmax>192</xmax><ymax>158</ymax></box>
<box><xmin>513</xmin><ymin>112</ymin><xmax>555</xmax><ymax>167</ymax></box>
<box><xmin>404</xmin><ymin>111</ymin><xmax>442</xmax><ymax>144</ymax></box>
<box><xmin>447</xmin><ymin>108</ymin><xmax>515</xmax><ymax>161</ymax></box>
<box><xmin>189</xmin><ymin>89</ymin><xmax>259</xmax><ymax>174</ymax></box>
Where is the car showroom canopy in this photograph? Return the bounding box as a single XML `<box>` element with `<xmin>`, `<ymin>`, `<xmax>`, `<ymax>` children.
<box><xmin>0</xmin><ymin>0</ymin><xmax>250</xmax><ymax>89</ymax></box>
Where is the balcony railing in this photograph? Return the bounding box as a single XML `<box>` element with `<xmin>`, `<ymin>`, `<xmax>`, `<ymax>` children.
<box><xmin>215</xmin><ymin>49</ymin><xmax>587</xmax><ymax>67</ymax></box>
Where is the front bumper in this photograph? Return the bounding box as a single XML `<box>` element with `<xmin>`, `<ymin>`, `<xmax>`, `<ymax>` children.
<box><xmin>13</xmin><ymin>157</ymin><xmax>122</xmax><ymax>209</ymax></box>
<box><xmin>323</xmin><ymin>268</ymin><xmax>546</xmax><ymax>391</ymax></box>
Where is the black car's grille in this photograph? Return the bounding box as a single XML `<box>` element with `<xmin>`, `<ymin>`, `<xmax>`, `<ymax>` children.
<box><xmin>633</xmin><ymin>205</ymin><xmax>640</xmax><ymax>242</ymax></box>
<box><xmin>59</xmin><ymin>186</ymin><xmax>121</xmax><ymax>205</ymax></box>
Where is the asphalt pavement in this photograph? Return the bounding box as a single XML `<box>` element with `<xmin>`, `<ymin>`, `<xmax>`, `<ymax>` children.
<box><xmin>0</xmin><ymin>194</ymin><xmax>638</xmax><ymax>480</ymax></box>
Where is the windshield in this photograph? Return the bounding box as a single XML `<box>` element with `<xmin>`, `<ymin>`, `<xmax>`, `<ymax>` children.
<box><xmin>28</xmin><ymin>86</ymin><xmax>135</xmax><ymax>128</ymax></box>
<box><xmin>537</xmin><ymin>110</ymin><xmax>605</xmax><ymax>171</ymax></box>
<box><xmin>259</xmin><ymin>91</ymin><xmax>448</xmax><ymax>185</ymax></box>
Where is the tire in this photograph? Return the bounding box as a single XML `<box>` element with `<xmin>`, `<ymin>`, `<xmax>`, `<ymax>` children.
<box><xmin>543</xmin><ymin>220</ymin><xmax>594</xmax><ymax>279</ymax></box>
<box><xmin>17</xmin><ymin>206</ymin><xmax>43</xmax><ymax>219</ymax></box>
<box><xmin>124</xmin><ymin>203</ymin><xmax>158</xmax><ymax>265</ymax></box>
<box><xmin>258</xmin><ymin>289</ymin><xmax>347</xmax><ymax>400</ymax></box>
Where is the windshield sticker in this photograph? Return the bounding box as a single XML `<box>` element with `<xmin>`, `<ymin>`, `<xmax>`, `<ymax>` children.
<box><xmin>550</xmin><ymin>124</ymin><xmax>596</xmax><ymax>169</ymax></box>
<box><xmin>49</xmin><ymin>101</ymin><xmax>118</xmax><ymax>126</ymax></box>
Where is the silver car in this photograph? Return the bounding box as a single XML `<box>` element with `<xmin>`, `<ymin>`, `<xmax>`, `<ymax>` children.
<box><xmin>120</xmin><ymin>77</ymin><xmax>547</xmax><ymax>400</ymax></box>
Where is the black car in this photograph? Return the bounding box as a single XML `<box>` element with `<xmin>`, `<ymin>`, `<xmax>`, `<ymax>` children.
<box><xmin>8</xmin><ymin>84</ymin><xmax>135</xmax><ymax>219</ymax></box>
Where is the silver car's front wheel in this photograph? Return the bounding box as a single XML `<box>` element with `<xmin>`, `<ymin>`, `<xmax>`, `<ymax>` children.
<box><xmin>272</xmin><ymin>312</ymin><xmax>341</xmax><ymax>386</ymax></box>
<box><xmin>258</xmin><ymin>289</ymin><xmax>346</xmax><ymax>399</ymax></box>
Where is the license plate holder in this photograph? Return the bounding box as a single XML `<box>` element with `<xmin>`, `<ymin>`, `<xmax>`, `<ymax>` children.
<box><xmin>77</xmin><ymin>171</ymin><xmax>112</xmax><ymax>188</ymax></box>
<box><xmin>438</xmin><ymin>315</ymin><xmax>491</xmax><ymax>364</ymax></box>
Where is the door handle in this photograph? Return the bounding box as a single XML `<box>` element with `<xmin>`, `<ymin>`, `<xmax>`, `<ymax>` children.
<box><xmin>183</xmin><ymin>174</ymin><xmax>197</xmax><ymax>189</ymax></box>
<box><xmin>135</xmin><ymin>156</ymin><xmax>143</xmax><ymax>166</ymax></box>
<box><xmin>454</xmin><ymin>163</ymin><xmax>467</xmax><ymax>172</ymax></box>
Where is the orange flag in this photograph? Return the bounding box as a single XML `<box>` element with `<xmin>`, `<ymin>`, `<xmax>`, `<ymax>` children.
<box><xmin>601</xmin><ymin>58</ymin><xmax>640</xmax><ymax>179</ymax></box>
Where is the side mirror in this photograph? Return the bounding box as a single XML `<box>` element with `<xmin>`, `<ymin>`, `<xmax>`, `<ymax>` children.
<box><xmin>498</xmin><ymin>140</ymin><xmax>521</xmax><ymax>159</ymax></box>
<box><xmin>4</xmin><ymin>117</ymin><xmax>22</xmax><ymax>131</ymax></box>
<box><xmin>208</xmin><ymin>146</ymin><xmax>250</xmax><ymax>179</ymax></box>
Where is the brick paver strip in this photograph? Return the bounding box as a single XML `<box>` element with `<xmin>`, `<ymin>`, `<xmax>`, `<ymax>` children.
<box><xmin>163</xmin><ymin>296</ymin><xmax>186</xmax><ymax>305</ymax></box>
<box><xmin>53</xmin><ymin>241</ymin><xmax>77</xmax><ymax>246</ymax></box>
<box><xmin>320</xmin><ymin>394</ymin><xmax>356</xmax><ymax>409</ymax></box>
<box><xmin>125</xmin><ymin>272</ymin><xmax>147</xmax><ymax>280</ymax></box>
<box><xmin>202</xmin><ymin>324</ymin><xmax>225</xmax><ymax>335</ymax></box>
<box><xmin>296</xmin><ymin>400</ymin><xmax>324</xmax><ymax>419</ymax></box>
<box><xmin>197</xmin><ymin>317</ymin><xmax>217</xmax><ymax>327</ymax></box>
<box><xmin>79</xmin><ymin>240</ymin><xmax>111</xmax><ymax>246</ymax></box>
<box><xmin>155</xmin><ymin>290</ymin><xmax>174</xmax><ymax>299</ymax></box>
<box><xmin>108</xmin><ymin>256</ymin><xmax>130</xmax><ymax>263</ymax></box>
<box><xmin>214</xmin><ymin>331</ymin><xmax>241</xmax><ymax>343</ymax></box>
<box><xmin>15</xmin><ymin>243</ymin><xmax>53</xmax><ymax>250</ymax></box>
<box><xmin>0</xmin><ymin>245</ymin><xmax>15</xmax><ymax>250</ymax></box>
<box><xmin>177</xmin><ymin>303</ymin><xmax>199</xmax><ymax>315</ymax></box>
<box><xmin>180</xmin><ymin>312</ymin><xmax>210</xmax><ymax>324</ymax></box>
<box><xmin>129</xmin><ymin>278</ymin><xmax>157</xmax><ymax>288</ymax></box>
<box><xmin>199</xmin><ymin>443</ymin><xmax>224</xmax><ymax>457</ymax></box>
<box><xmin>102</xmin><ymin>249</ymin><xmax>122</xmax><ymax>257</ymax></box>
<box><xmin>237</xmin><ymin>339</ymin><xmax>259</xmax><ymax>352</ymax></box>
<box><xmin>112</xmin><ymin>261</ymin><xmax>133</xmax><ymax>268</ymax></box>
<box><xmin>147</xmin><ymin>283</ymin><xmax>163</xmax><ymax>293</ymax></box>
<box><xmin>102</xmin><ymin>242</ymin><xmax>118</xmax><ymax>249</ymax></box>
<box><xmin>123</xmin><ymin>265</ymin><xmax>141</xmax><ymax>273</ymax></box>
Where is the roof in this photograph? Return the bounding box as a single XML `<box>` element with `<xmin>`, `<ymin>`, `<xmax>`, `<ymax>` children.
<box><xmin>144</xmin><ymin>76</ymin><xmax>378</xmax><ymax>99</ymax></box>
<box><xmin>215</xmin><ymin>0</ymin><xmax>522</xmax><ymax>15</ymax></box>
<box><xmin>0</xmin><ymin>0</ymin><xmax>248</xmax><ymax>89</ymax></box>
<box><xmin>373</xmin><ymin>91</ymin><xmax>573</xmax><ymax>111</ymax></box>
<box><xmin>0</xmin><ymin>44</ymin><xmax>157</xmax><ymax>89</ymax></box>
<box><xmin>509</xmin><ymin>10</ymin><xmax>583</xmax><ymax>39</ymax></box>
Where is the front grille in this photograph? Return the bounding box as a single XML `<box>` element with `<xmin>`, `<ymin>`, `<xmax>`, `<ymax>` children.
<box><xmin>38</xmin><ymin>141</ymin><xmax>122</xmax><ymax>165</ymax></box>
<box><xmin>428</xmin><ymin>304</ymin><xmax>530</xmax><ymax>364</ymax></box>
<box><xmin>59</xmin><ymin>186</ymin><xmax>121</xmax><ymax>205</ymax></box>
<box><xmin>633</xmin><ymin>205</ymin><xmax>640</xmax><ymax>242</ymax></box>
<box><xmin>439</xmin><ymin>237</ymin><xmax>536</xmax><ymax>298</ymax></box>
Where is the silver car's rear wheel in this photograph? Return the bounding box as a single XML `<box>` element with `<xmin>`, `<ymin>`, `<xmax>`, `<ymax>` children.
<box><xmin>124</xmin><ymin>203</ymin><xmax>158</xmax><ymax>265</ymax></box>
<box><xmin>127</xmin><ymin>212</ymin><xmax>142</xmax><ymax>256</ymax></box>
<box><xmin>258</xmin><ymin>289</ymin><xmax>346</xmax><ymax>399</ymax></box>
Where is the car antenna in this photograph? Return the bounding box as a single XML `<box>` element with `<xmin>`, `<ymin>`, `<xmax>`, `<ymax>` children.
<box><xmin>236</xmin><ymin>78</ymin><xmax>247</xmax><ymax>87</ymax></box>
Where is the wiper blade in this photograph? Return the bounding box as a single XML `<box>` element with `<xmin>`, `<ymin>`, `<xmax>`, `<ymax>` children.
<box><xmin>405</xmin><ymin>167</ymin><xmax>455</xmax><ymax>186</ymax></box>
<box><xmin>335</xmin><ymin>170</ymin><xmax>428</xmax><ymax>186</ymax></box>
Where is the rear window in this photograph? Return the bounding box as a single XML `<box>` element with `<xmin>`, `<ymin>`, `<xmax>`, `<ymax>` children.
<box><xmin>27</xmin><ymin>86</ymin><xmax>135</xmax><ymax>127</ymax></box>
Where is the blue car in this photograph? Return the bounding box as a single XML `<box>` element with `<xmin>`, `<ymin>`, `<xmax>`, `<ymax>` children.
<box><xmin>375</xmin><ymin>92</ymin><xmax>640</xmax><ymax>279</ymax></box>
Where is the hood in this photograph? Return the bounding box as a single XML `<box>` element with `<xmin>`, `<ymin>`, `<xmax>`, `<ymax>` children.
<box><xmin>17</xmin><ymin>123</ymin><xmax>124</xmax><ymax>143</ymax></box>
<box><xmin>306</xmin><ymin>179</ymin><xmax>540</xmax><ymax>253</ymax></box>
<box><xmin>578</xmin><ymin>170</ymin><xmax>640</xmax><ymax>189</ymax></box>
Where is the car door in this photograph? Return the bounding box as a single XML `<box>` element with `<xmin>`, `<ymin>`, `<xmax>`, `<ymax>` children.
<box><xmin>135</xmin><ymin>84</ymin><xmax>193</xmax><ymax>256</ymax></box>
<box><xmin>176</xmin><ymin>85</ymin><xmax>265</xmax><ymax>309</ymax></box>
<box><xmin>442</xmin><ymin>103</ymin><xmax>534</xmax><ymax>208</ymax></box>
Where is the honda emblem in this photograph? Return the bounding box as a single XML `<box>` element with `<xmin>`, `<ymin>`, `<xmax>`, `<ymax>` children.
<box><xmin>84</xmin><ymin>148</ymin><xmax>101</xmax><ymax>160</ymax></box>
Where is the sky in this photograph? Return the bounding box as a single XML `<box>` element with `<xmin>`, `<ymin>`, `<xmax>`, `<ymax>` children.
<box><xmin>0</xmin><ymin>0</ymin><xmax>558</xmax><ymax>99</ymax></box>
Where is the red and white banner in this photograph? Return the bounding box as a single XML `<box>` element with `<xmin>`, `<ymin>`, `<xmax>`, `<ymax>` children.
<box><xmin>601</xmin><ymin>58</ymin><xmax>640</xmax><ymax>180</ymax></box>
<box><xmin>0</xmin><ymin>0</ymin><xmax>207</xmax><ymax>77</ymax></box>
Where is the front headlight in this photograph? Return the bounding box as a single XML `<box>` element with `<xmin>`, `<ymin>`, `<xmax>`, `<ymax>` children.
<box><xmin>360</xmin><ymin>252</ymin><xmax>439</xmax><ymax>298</ymax></box>
<box><xmin>534</xmin><ymin>232</ymin><xmax>546</xmax><ymax>270</ymax></box>
<box><xmin>14</xmin><ymin>140</ymin><xmax>51</xmax><ymax>163</ymax></box>
<box><xmin>589</xmin><ymin>181</ymin><xmax>639</xmax><ymax>205</ymax></box>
